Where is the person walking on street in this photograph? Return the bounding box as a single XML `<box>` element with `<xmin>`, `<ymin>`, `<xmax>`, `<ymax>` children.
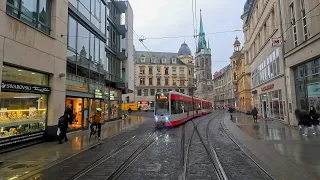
<box><xmin>252</xmin><ymin>107</ymin><xmax>258</xmax><ymax>123</ymax></box>
<box><xmin>309</xmin><ymin>106</ymin><xmax>319</xmax><ymax>135</ymax></box>
<box><xmin>90</xmin><ymin>108</ymin><xmax>103</xmax><ymax>140</ymax></box>
<box><xmin>64</xmin><ymin>105</ymin><xmax>73</xmax><ymax>124</ymax></box>
<box><xmin>295</xmin><ymin>109</ymin><xmax>311</xmax><ymax>136</ymax></box>
<box><xmin>58</xmin><ymin>114</ymin><xmax>69</xmax><ymax>144</ymax></box>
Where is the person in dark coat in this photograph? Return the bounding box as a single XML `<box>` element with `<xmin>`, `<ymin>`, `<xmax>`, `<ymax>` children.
<box><xmin>309</xmin><ymin>106</ymin><xmax>319</xmax><ymax>135</ymax></box>
<box><xmin>295</xmin><ymin>109</ymin><xmax>311</xmax><ymax>136</ymax></box>
<box><xmin>252</xmin><ymin>107</ymin><xmax>258</xmax><ymax>123</ymax></box>
<box><xmin>64</xmin><ymin>105</ymin><xmax>73</xmax><ymax>124</ymax></box>
<box><xmin>58</xmin><ymin>114</ymin><xmax>69</xmax><ymax>144</ymax></box>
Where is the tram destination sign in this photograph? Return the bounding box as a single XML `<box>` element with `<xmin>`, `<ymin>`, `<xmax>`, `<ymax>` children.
<box><xmin>1</xmin><ymin>81</ymin><xmax>50</xmax><ymax>94</ymax></box>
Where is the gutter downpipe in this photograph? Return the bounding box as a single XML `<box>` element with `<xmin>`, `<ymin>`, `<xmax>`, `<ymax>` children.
<box><xmin>277</xmin><ymin>0</ymin><xmax>290</xmax><ymax>125</ymax></box>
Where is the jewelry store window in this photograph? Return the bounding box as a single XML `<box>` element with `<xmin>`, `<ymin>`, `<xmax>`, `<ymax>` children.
<box><xmin>0</xmin><ymin>93</ymin><xmax>47</xmax><ymax>140</ymax></box>
<box><xmin>0</xmin><ymin>65</ymin><xmax>50</xmax><ymax>147</ymax></box>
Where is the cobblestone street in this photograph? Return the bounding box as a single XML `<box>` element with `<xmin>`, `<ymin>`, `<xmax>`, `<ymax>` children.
<box><xmin>2</xmin><ymin>111</ymin><xmax>320</xmax><ymax>179</ymax></box>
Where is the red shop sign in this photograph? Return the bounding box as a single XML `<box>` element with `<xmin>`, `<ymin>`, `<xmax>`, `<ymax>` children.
<box><xmin>138</xmin><ymin>101</ymin><xmax>149</xmax><ymax>104</ymax></box>
<box><xmin>261</xmin><ymin>84</ymin><xmax>274</xmax><ymax>91</ymax></box>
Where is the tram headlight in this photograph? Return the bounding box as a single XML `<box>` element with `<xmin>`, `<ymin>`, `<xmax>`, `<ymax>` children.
<box><xmin>165</xmin><ymin>116</ymin><xmax>169</xmax><ymax>122</ymax></box>
<box><xmin>155</xmin><ymin>116</ymin><xmax>158</xmax><ymax>122</ymax></box>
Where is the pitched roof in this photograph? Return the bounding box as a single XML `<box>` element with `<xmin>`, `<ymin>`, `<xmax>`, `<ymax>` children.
<box><xmin>135</xmin><ymin>51</ymin><xmax>185</xmax><ymax>65</ymax></box>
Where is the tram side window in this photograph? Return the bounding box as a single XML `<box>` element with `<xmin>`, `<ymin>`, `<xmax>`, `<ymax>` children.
<box><xmin>171</xmin><ymin>100</ymin><xmax>184</xmax><ymax>114</ymax></box>
<box><xmin>198</xmin><ymin>102</ymin><xmax>201</xmax><ymax>110</ymax></box>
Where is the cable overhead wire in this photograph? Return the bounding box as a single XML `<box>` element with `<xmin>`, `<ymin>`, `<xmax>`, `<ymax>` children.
<box><xmin>248</xmin><ymin>2</ymin><xmax>320</xmax><ymax>66</ymax></box>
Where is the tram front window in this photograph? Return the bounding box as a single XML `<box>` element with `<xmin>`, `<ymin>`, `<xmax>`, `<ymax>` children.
<box><xmin>155</xmin><ymin>93</ymin><xmax>169</xmax><ymax>115</ymax></box>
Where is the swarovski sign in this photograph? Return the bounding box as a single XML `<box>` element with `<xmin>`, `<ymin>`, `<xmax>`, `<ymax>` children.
<box><xmin>1</xmin><ymin>81</ymin><xmax>50</xmax><ymax>94</ymax></box>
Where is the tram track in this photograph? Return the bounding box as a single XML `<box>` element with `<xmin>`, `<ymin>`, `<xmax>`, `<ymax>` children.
<box><xmin>180</xmin><ymin>112</ymin><xmax>225</xmax><ymax>180</ymax></box>
<box><xmin>68</xmin><ymin>127</ymin><xmax>172</xmax><ymax>180</ymax></box>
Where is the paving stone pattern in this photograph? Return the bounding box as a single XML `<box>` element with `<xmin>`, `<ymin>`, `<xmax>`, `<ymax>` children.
<box><xmin>209</xmin><ymin>113</ymin><xmax>271</xmax><ymax>180</ymax></box>
<box><xmin>26</xmin><ymin>121</ymin><xmax>155</xmax><ymax>180</ymax></box>
<box><xmin>186</xmin><ymin>115</ymin><xmax>219</xmax><ymax>180</ymax></box>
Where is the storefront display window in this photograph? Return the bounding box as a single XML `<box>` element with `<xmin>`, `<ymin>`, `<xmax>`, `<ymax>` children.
<box><xmin>89</xmin><ymin>99</ymin><xmax>101</xmax><ymax>119</ymax></box>
<box><xmin>0</xmin><ymin>92</ymin><xmax>47</xmax><ymax>139</ymax></box>
<box><xmin>110</xmin><ymin>101</ymin><xmax>119</xmax><ymax>119</ymax></box>
<box><xmin>66</xmin><ymin>98</ymin><xmax>83</xmax><ymax>131</ymax></box>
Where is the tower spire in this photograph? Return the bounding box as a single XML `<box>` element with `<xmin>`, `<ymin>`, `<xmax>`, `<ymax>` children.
<box><xmin>199</xmin><ymin>9</ymin><xmax>204</xmax><ymax>35</ymax></box>
<box><xmin>197</xmin><ymin>9</ymin><xmax>207</xmax><ymax>53</ymax></box>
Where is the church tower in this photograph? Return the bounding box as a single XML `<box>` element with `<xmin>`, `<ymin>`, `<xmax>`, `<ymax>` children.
<box><xmin>195</xmin><ymin>10</ymin><xmax>213</xmax><ymax>100</ymax></box>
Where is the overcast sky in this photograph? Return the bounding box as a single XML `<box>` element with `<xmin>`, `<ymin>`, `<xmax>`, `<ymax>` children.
<box><xmin>129</xmin><ymin>0</ymin><xmax>247</xmax><ymax>73</ymax></box>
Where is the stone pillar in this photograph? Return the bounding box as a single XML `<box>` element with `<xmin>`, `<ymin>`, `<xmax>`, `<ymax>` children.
<box><xmin>286</xmin><ymin>67</ymin><xmax>298</xmax><ymax>126</ymax></box>
<box><xmin>45</xmin><ymin>0</ymin><xmax>68</xmax><ymax>140</ymax></box>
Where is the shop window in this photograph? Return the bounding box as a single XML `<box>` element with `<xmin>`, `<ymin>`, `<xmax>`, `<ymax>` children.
<box><xmin>110</xmin><ymin>101</ymin><xmax>119</xmax><ymax>119</ymax></box>
<box><xmin>6</xmin><ymin>0</ymin><xmax>51</xmax><ymax>34</ymax></box>
<box><xmin>0</xmin><ymin>92</ymin><xmax>47</xmax><ymax>139</ymax></box>
<box><xmin>2</xmin><ymin>65</ymin><xmax>48</xmax><ymax>86</ymax></box>
<box><xmin>66</xmin><ymin>98</ymin><xmax>84</xmax><ymax>131</ymax></box>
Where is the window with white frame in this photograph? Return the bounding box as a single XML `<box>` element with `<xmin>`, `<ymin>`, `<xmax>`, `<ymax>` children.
<box><xmin>156</xmin><ymin>67</ymin><xmax>161</xmax><ymax>74</ymax></box>
<box><xmin>151</xmin><ymin>57</ymin><xmax>156</xmax><ymax>63</ymax></box>
<box><xmin>140</xmin><ymin>56</ymin><xmax>145</xmax><ymax>63</ymax></box>
<box><xmin>300</xmin><ymin>0</ymin><xmax>308</xmax><ymax>40</ymax></box>
<box><xmin>172</xmin><ymin>58</ymin><xmax>176</xmax><ymax>64</ymax></box>
<box><xmin>139</xmin><ymin>67</ymin><xmax>145</xmax><ymax>74</ymax></box>
<box><xmin>290</xmin><ymin>3</ymin><xmax>298</xmax><ymax>47</ymax></box>
<box><xmin>172</xmin><ymin>67</ymin><xmax>177</xmax><ymax>75</ymax></box>
<box><xmin>161</xmin><ymin>58</ymin><xmax>166</xmax><ymax>64</ymax></box>
<box><xmin>140</xmin><ymin>78</ymin><xmax>145</xmax><ymax>85</ymax></box>
<box><xmin>179</xmin><ymin>67</ymin><xmax>185</xmax><ymax>75</ymax></box>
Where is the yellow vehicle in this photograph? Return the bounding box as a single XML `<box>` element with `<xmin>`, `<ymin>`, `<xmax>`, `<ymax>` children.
<box><xmin>122</xmin><ymin>103</ymin><xmax>137</xmax><ymax>111</ymax></box>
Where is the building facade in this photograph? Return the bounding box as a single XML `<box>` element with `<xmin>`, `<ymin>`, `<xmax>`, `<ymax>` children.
<box><xmin>213</xmin><ymin>65</ymin><xmax>234</xmax><ymax>108</ymax></box>
<box><xmin>279</xmin><ymin>0</ymin><xmax>320</xmax><ymax>125</ymax></box>
<box><xmin>0</xmin><ymin>0</ymin><xmax>133</xmax><ymax>150</ymax></box>
<box><xmin>194</xmin><ymin>11</ymin><xmax>213</xmax><ymax>101</ymax></box>
<box><xmin>230</xmin><ymin>38</ymin><xmax>252</xmax><ymax>113</ymax></box>
<box><xmin>135</xmin><ymin>43</ymin><xmax>194</xmax><ymax>111</ymax></box>
<box><xmin>242</xmin><ymin>0</ymin><xmax>287</xmax><ymax>122</ymax></box>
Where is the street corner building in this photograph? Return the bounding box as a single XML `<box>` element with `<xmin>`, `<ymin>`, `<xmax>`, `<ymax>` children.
<box><xmin>241</xmin><ymin>0</ymin><xmax>287</xmax><ymax>123</ymax></box>
<box><xmin>134</xmin><ymin>42</ymin><xmax>195</xmax><ymax>111</ymax></box>
<box><xmin>213</xmin><ymin>65</ymin><xmax>234</xmax><ymax>109</ymax></box>
<box><xmin>0</xmin><ymin>0</ymin><xmax>134</xmax><ymax>152</ymax></box>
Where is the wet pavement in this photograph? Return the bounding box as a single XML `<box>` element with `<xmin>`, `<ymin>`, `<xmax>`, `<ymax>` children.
<box><xmin>224</xmin><ymin>112</ymin><xmax>320</xmax><ymax>179</ymax></box>
<box><xmin>0</xmin><ymin>115</ymin><xmax>146</xmax><ymax>180</ymax></box>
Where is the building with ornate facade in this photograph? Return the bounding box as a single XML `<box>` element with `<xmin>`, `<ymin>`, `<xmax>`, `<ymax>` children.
<box><xmin>134</xmin><ymin>43</ymin><xmax>195</xmax><ymax>111</ymax></box>
<box><xmin>242</xmin><ymin>0</ymin><xmax>287</xmax><ymax>122</ymax></box>
<box><xmin>230</xmin><ymin>38</ymin><xmax>252</xmax><ymax>113</ymax></box>
<box><xmin>213</xmin><ymin>65</ymin><xmax>234</xmax><ymax>108</ymax></box>
<box><xmin>194</xmin><ymin>11</ymin><xmax>213</xmax><ymax>101</ymax></box>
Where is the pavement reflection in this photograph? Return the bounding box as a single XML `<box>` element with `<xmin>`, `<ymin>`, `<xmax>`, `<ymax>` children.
<box><xmin>0</xmin><ymin>115</ymin><xmax>145</xmax><ymax>180</ymax></box>
<box><xmin>230</xmin><ymin>114</ymin><xmax>320</xmax><ymax>177</ymax></box>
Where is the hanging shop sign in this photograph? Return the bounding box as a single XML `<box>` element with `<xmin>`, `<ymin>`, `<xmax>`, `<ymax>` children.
<box><xmin>94</xmin><ymin>89</ymin><xmax>103</xmax><ymax>99</ymax></box>
<box><xmin>110</xmin><ymin>90</ymin><xmax>115</xmax><ymax>100</ymax></box>
<box><xmin>252</xmin><ymin>90</ymin><xmax>257</xmax><ymax>94</ymax></box>
<box><xmin>261</xmin><ymin>84</ymin><xmax>274</xmax><ymax>92</ymax></box>
<box><xmin>1</xmin><ymin>81</ymin><xmax>50</xmax><ymax>94</ymax></box>
<box><xmin>271</xmin><ymin>38</ymin><xmax>282</xmax><ymax>47</ymax></box>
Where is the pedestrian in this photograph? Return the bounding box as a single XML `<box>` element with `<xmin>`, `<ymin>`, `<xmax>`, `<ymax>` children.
<box><xmin>295</xmin><ymin>109</ymin><xmax>311</xmax><ymax>136</ymax></box>
<box><xmin>64</xmin><ymin>105</ymin><xmax>73</xmax><ymax>124</ymax></box>
<box><xmin>309</xmin><ymin>106</ymin><xmax>319</xmax><ymax>135</ymax></box>
<box><xmin>252</xmin><ymin>107</ymin><xmax>258</xmax><ymax>123</ymax></box>
<box><xmin>58</xmin><ymin>114</ymin><xmax>69</xmax><ymax>144</ymax></box>
<box><xmin>128</xmin><ymin>107</ymin><xmax>132</xmax><ymax>114</ymax></box>
<box><xmin>90</xmin><ymin>108</ymin><xmax>103</xmax><ymax>140</ymax></box>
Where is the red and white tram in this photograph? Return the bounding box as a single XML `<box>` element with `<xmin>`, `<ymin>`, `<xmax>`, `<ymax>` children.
<box><xmin>154</xmin><ymin>91</ymin><xmax>212</xmax><ymax>127</ymax></box>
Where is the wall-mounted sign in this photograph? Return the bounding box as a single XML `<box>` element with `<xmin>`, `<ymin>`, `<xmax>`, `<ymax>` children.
<box><xmin>271</xmin><ymin>38</ymin><xmax>282</xmax><ymax>47</ymax></box>
<box><xmin>94</xmin><ymin>89</ymin><xmax>103</xmax><ymax>98</ymax></box>
<box><xmin>110</xmin><ymin>90</ymin><xmax>115</xmax><ymax>100</ymax></box>
<box><xmin>252</xmin><ymin>90</ymin><xmax>257</xmax><ymax>94</ymax></box>
<box><xmin>1</xmin><ymin>81</ymin><xmax>50</xmax><ymax>94</ymax></box>
<box><xmin>261</xmin><ymin>84</ymin><xmax>274</xmax><ymax>92</ymax></box>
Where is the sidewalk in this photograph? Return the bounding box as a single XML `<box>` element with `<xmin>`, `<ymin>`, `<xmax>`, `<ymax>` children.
<box><xmin>0</xmin><ymin>115</ymin><xmax>146</xmax><ymax>180</ymax></box>
<box><xmin>223</xmin><ymin>113</ymin><xmax>320</xmax><ymax>180</ymax></box>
